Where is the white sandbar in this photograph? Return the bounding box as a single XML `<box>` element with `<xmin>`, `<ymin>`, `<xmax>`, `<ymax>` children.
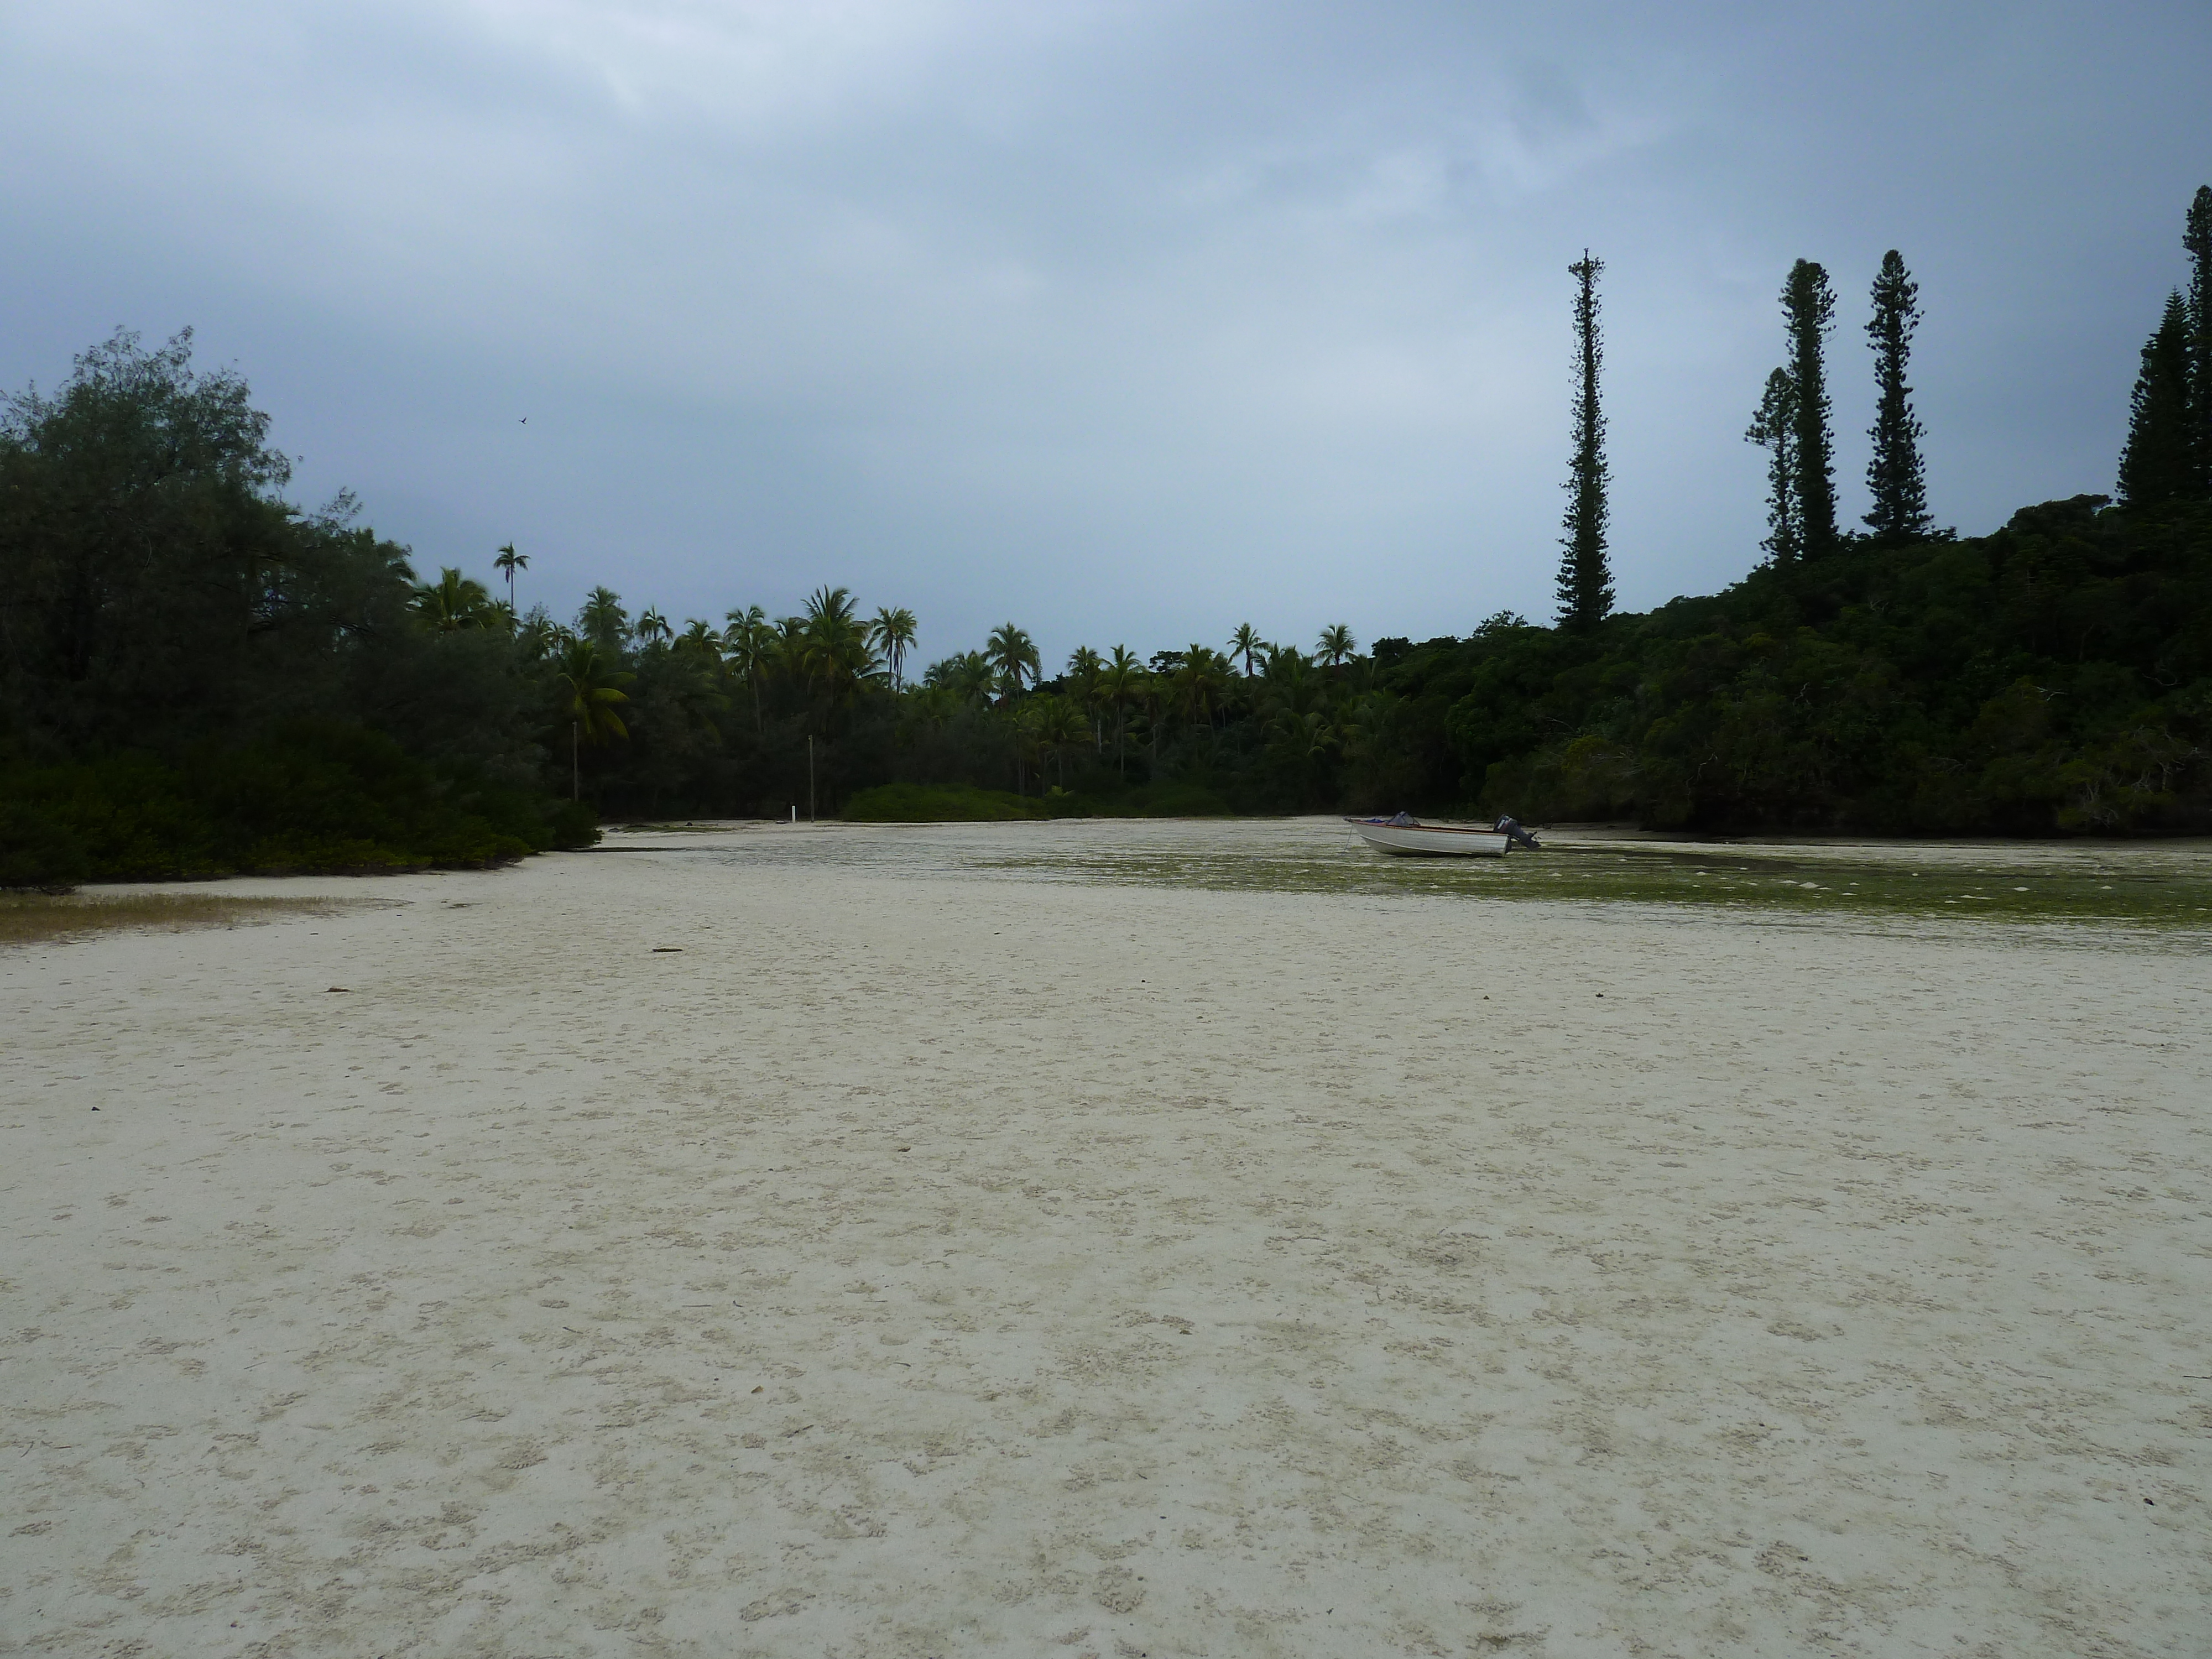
<box><xmin>4</xmin><ymin>821</ymin><xmax>2208</xmax><ymax>1657</ymax></box>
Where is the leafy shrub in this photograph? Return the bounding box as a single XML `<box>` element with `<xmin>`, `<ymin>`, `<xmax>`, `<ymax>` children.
<box><xmin>842</xmin><ymin>783</ymin><xmax>1046</xmax><ymax>821</ymax></box>
<box><xmin>0</xmin><ymin>724</ymin><xmax>592</xmax><ymax>888</ymax></box>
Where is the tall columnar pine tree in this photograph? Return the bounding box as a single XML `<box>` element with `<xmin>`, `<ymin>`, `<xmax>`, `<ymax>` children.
<box><xmin>1556</xmin><ymin>251</ymin><xmax>1614</xmax><ymax>629</ymax></box>
<box><xmin>2119</xmin><ymin>290</ymin><xmax>2199</xmax><ymax>507</ymax></box>
<box><xmin>1863</xmin><ymin>251</ymin><xmax>1934</xmax><ymax>542</ymax></box>
<box><xmin>1782</xmin><ymin>259</ymin><xmax>1840</xmax><ymax>556</ymax></box>
<box><xmin>2184</xmin><ymin>185</ymin><xmax>2212</xmax><ymax>491</ymax></box>
<box><xmin>2120</xmin><ymin>186</ymin><xmax>2212</xmax><ymax>508</ymax></box>
<box><xmin>1745</xmin><ymin>366</ymin><xmax>1801</xmax><ymax>562</ymax></box>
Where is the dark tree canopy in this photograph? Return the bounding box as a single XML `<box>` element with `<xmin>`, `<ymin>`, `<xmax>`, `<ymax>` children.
<box><xmin>1555</xmin><ymin>252</ymin><xmax>1614</xmax><ymax>630</ymax></box>
<box><xmin>2184</xmin><ymin>185</ymin><xmax>2212</xmax><ymax>493</ymax></box>
<box><xmin>0</xmin><ymin>331</ymin><xmax>578</xmax><ymax>883</ymax></box>
<box><xmin>15</xmin><ymin>196</ymin><xmax>2212</xmax><ymax>883</ymax></box>
<box><xmin>1864</xmin><ymin>251</ymin><xmax>1934</xmax><ymax>542</ymax></box>
<box><xmin>1746</xmin><ymin>366</ymin><xmax>1801</xmax><ymax>564</ymax></box>
<box><xmin>0</xmin><ymin>329</ymin><xmax>539</xmax><ymax>770</ymax></box>
<box><xmin>1781</xmin><ymin>260</ymin><xmax>1840</xmax><ymax>558</ymax></box>
<box><xmin>2119</xmin><ymin>291</ymin><xmax>2199</xmax><ymax>509</ymax></box>
<box><xmin>2</xmin><ymin>329</ymin><xmax>342</xmax><ymax>754</ymax></box>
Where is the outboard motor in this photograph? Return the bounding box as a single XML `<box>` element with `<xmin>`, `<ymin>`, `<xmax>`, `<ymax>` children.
<box><xmin>1494</xmin><ymin>813</ymin><xmax>1540</xmax><ymax>850</ymax></box>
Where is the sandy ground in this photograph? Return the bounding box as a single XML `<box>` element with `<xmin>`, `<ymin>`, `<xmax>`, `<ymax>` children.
<box><xmin>4</xmin><ymin>820</ymin><xmax>2210</xmax><ymax>1658</ymax></box>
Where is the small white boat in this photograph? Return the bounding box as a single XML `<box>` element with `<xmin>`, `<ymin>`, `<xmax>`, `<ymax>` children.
<box><xmin>1348</xmin><ymin>817</ymin><xmax>1511</xmax><ymax>858</ymax></box>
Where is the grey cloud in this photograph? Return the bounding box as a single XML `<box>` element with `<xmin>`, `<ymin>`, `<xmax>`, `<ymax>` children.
<box><xmin>3</xmin><ymin>1</ymin><xmax>2208</xmax><ymax>668</ymax></box>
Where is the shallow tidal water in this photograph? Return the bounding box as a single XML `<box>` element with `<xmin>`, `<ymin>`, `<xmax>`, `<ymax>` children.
<box><xmin>615</xmin><ymin>816</ymin><xmax>2212</xmax><ymax>939</ymax></box>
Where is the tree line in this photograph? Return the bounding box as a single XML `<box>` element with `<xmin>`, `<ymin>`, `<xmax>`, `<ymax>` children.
<box><xmin>1559</xmin><ymin>238</ymin><xmax>1939</xmax><ymax>641</ymax></box>
<box><xmin>3</xmin><ymin>190</ymin><xmax>2209</xmax><ymax>883</ymax></box>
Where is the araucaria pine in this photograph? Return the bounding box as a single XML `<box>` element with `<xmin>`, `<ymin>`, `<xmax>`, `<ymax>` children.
<box><xmin>1864</xmin><ymin>251</ymin><xmax>1933</xmax><ymax>542</ymax></box>
<box><xmin>1556</xmin><ymin>251</ymin><xmax>1614</xmax><ymax>629</ymax></box>
<box><xmin>1745</xmin><ymin>366</ymin><xmax>1801</xmax><ymax>564</ymax></box>
<box><xmin>2117</xmin><ymin>185</ymin><xmax>2212</xmax><ymax>508</ymax></box>
<box><xmin>1781</xmin><ymin>259</ymin><xmax>1839</xmax><ymax>557</ymax></box>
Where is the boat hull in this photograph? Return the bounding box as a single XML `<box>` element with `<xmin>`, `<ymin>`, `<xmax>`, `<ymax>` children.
<box><xmin>1352</xmin><ymin>823</ymin><xmax>1510</xmax><ymax>858</ymax></box>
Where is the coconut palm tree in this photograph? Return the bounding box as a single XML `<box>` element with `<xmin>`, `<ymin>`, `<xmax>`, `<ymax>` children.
<box><xmin>579</xmin><ymin>587</ymin><xmax>632</xmax><ymax>655</ymax></box>
<box><xmin>411</xmin><ymin>567</ymin><xmax>495</xmax><ymax>631</ymax></box>
<box><xmin>1258</xmin><ymin>644</ymin><xmax>1319</xmax><ymax>717</ymax></box>
<box><xmin>493</xmin><ymin>542</ymin><xmax>528</xmax><ymax>611</ymax></box>
<box><xmin>676</xmin><ymin>617</ymin><xmax>723</xmax><ymax>656</ymax></box>
<box><xmin>637</xmin><ymin>608</ymin><xmax>673</xmax><ymax>648</ymax></box>
<box><xmin>773</xmin><ymin>614</ymin><xmax>808</xmax><ymax>680</ymax></box>
<box><xmin>1228</xmin><ymin>623</ymin><xmax>1265</xmax><ymax>677</ymax></box>
<box><xmin>869</xmin><ymin>606</ymin><xmax>919</xmax><ymax>690</ymax></box>
<box><xmin>517</xmin><ymin>605</ymin><xmax>561</xmax><ymax>661</ymax></box>
<box><xmin>722</xmin><ymin>605</ymin><xmax>773</xmax><ymax>733</ymax></box>
<box><xmin>1009</xmin><ymin>698</ymin><xmax>1042</xmax><ymax>795</ymax></box>
<box><xmin>904</xmin><ymin>682</ymin><xmax>961</xmax><ymax>731</ymax></box>
<box><xmin>1171</xmin><ymin>645</ymin><xmax>1232</xmax><ymax>733</ymax></box>
<box><xmin>985</xmin><ymin>623</ymin><xmax>1040</xmax><ymax>701</ymax></box>
<box><xmin>801</xmin><ymin>586</ymin><xmax>883</xmax><ymax>713</ymax></box>
<box><xmin>1034</xmin><ymin>694</ymin><xmax>1087</xmax><ymax>789</ymax></box>
<box><xmin>1098</xmin><ymin>644</ymin><xmax>1141</xmax><ymax>777</ymax></box>
<box><xmin>1287</xmin><ymin>709</ymin><xmax>1339</xmax><ymax>799</ymax></box>
<box><xmin>1065</xmin><ymin>645</ymin><xmax>1104</xmax><ymax>750</ymax></box>
<box><xmin>1137</xmin><ymin>670</ymin><xmax>1168</xmax><ymax>771</ymax></box>
<box><xmin>1317</xmin><ymin>623</ymin><xmax>1356</xmax><ymax>670</ymax></box>
<box><xmin>1339</xmin><ymin>687</ymin><xmax>1415</xmax><ymax>801</ymax></box>
<box><xmin>554</xmin><ymin>638</ymin><xmax>634</xmax><ymax>800</ymax></box>
<box><xmin>925</xmin><ymin>650</ymin><xmax>995</xmax><ymax>704</ymax></box>
<box><xmin>805</xmin><ymin>584</ymin><xmax>859</xmax><ymax>637</ymax></box>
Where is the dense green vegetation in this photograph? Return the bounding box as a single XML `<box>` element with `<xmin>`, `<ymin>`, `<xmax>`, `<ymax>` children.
<box><xmin>842</xmin><ymin>781</ymin><xmax>1233</xmax><ymax>822</ymax></box>
<box><xmin>405</xmin><ymin>489</ymin><xmax>2205</xmax><ymax>837</ymax></box>
<box><xmin>0</xmin><ymin>332</ymin><xmax>593</xmax><ymax>884</ymax></box>
<box><xmin>6</xmin><ymin>191</ymin><xmax>2209</xmax><ymax>884</ymax></box>
<box><xmin>1385</xmin><ymin>497</ymin><xmax>2211</xmax><ymax>831</ymax></box>
<box><xmin>514</xmin><ymin>189</ymin><xmax>2212</xmax><ymax>834</ymax></box>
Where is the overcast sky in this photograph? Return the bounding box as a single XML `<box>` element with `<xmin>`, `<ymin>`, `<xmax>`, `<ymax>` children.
<box><xmin>5</xmin><ymin>2</ymin><xmax>2209</xmax><ymax>668</ymax></box>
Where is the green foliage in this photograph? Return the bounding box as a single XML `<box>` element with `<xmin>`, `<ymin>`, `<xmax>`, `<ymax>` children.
<box><xmin>842</xmin><ymin>783</ymin><xmax>1046</xmax><ymax>821</ymax></box>
<box><xmin>2121</xmin><ymin>292</ymin><xmax>2200</xmax><ymax>508</ymax></box>
<box><xmin>1745</xmin><ymin>367</ymin><xmax>1801</xmax><ymax>564</ymax></box>
<box><xmin>3</xmin><ymin>329</ymin><xmax>390</xmax><ymax>755</ymax></box>
<box><xmin>1226</xmin><ymin>625</ymin><xmax>1263</xmax><ymax>677</ymax></box>
<box><xmin>2122</xmin><ymin>188</ymin><xmax>2212</xmax><ymax>509</ymax></box>
<box><xmin>494</xmin><ymin>542</ymin><xmax>529</xmax><ymax>609</ymax></box>
<box><xmin>2183</xmin><ymin>186</ymin><xmax>2212</xmax><ymax>492</ymax></box>
<box><xmin>18</xmin><ymin>199</ymin><xmax>2212</xmax><ymax>854</ymax></box>
<box><xmin>1440</xmin><ymin>498</ymin><xmax>2212</xmax><ymax>833</ymax></box>
<box><xmin>840</xmin><ymin>779</ymin><xmax>1235</xmax><ymax>823</ymax></box>
<box><xmin>985</xmin><ymin>623</ymin><xmax>1041</xmax><ymax>698</ymax></box>
<box><xmin>1</xmin><ymin>330</ymin><xmax>602</xmax><ymax>881</ymax></box>
<box><xmin>1558</xmin><ymin>252</ymin><xmax>1614</xmax><ymax>628</ymax></box>
<box><xmin>412</xmin><ymin>566</ymin><xmax>498</xmax><ymax>631</ymax></box>
<box><xmin>578</xmin><ymin>586</ymin><xmax>632</xmax><ymax>655</ymax></box>
<box><xmin>555</xmin><ymin>639</ymin><xmax>634</xmax><ymax>747</ymax></box>
<box><xmin>1864</xmin><ymin>251</ymin><xmax>1934</xmax><ymax>542</ymax></box>
<box><xmin>0</xmin><ymin>724</ymin><xmax>597</xmax><ymax>888</ymax></box>
<box><xmin>1783</xmin><ymin>259</ymin><xmax>1840</xmax><ymax>557</ymax></box>
<box><xmin>869</xmin><ymin>606</ymin><xmax>918</xmax><ymax>689</ymax></box>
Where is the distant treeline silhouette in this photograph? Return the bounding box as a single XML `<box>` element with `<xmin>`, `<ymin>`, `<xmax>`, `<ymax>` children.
<box><xmin>4</xmin><ymin>191</ymin><xmax>2209</xmax><ymax>883</ymax></box>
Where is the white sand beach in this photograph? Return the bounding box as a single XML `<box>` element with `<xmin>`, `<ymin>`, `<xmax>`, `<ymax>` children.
<box><xmin>4</xmin><ymin>819</ymin><xmax>2209</xmax><ymax>1658</ymax></box>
